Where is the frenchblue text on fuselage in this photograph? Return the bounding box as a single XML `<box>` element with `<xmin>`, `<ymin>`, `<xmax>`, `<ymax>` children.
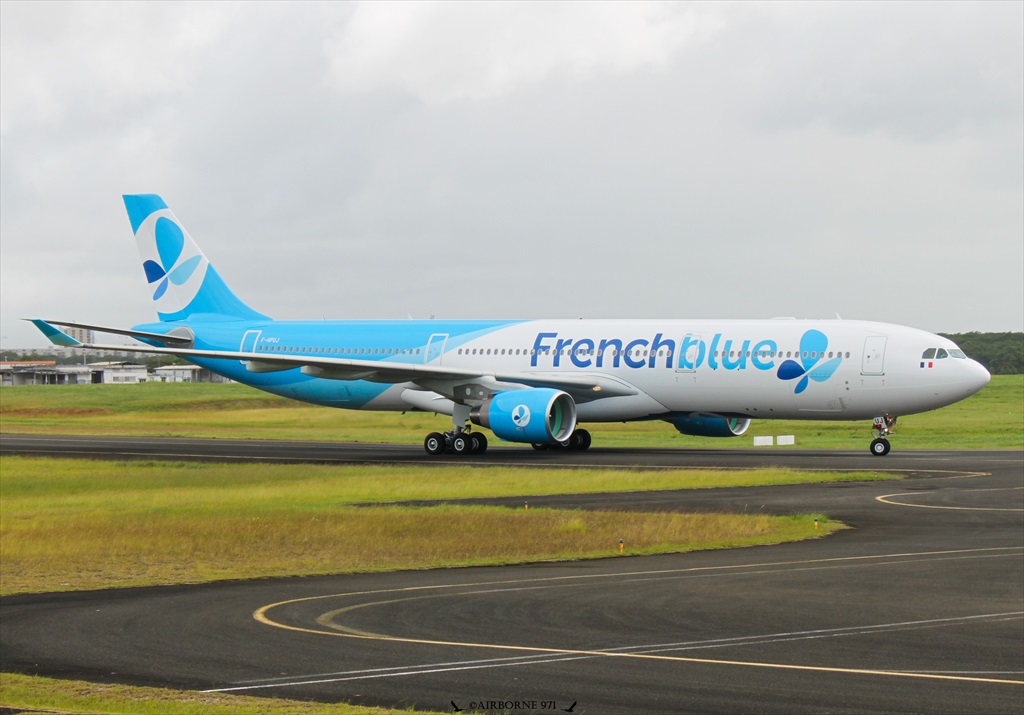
<box><xmin>530</xmin><ymin>332</ymin><xmax>781</xmax><ymax>371</ymax></box>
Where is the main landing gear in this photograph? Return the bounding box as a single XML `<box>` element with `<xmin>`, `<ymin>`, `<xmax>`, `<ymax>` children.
<box><xmin>424</xmin><ymin>429</ymin><xmax>488</xmax><ymax>456</ymax></box>
<box><xmin>421</xmin><ymin>427</ymin><xmax>593</xmax><ymax>456</ymax></box>
<box><xmin>530</xmin><ymin>428</ymin><xmax>592</xmax><ymax>452</ymax></box>
<box><xmin>870</xmin><ymin>414</ymin><xmax>897</xmax><ymax>456</ymax></box>
<box><xmin>423</xmin><ymin>403</ymin><xmax>489</xmax><ymax>456</ymax></box>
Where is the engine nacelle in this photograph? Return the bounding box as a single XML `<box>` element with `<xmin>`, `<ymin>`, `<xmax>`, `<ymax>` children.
<box><xmin>471</xmin><ymin>388</ymin><xmax>577</xmax><ymax>445</ymax></box>
<box><xmin>671</xmin><ymin>414</ymin><xmax>751</xmax><ymax>438</ymax></box>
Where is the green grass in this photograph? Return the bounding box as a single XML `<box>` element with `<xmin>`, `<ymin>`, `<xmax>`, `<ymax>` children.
<box><xmin>0</xmin><ymin>457</ymin><xmax>850</xmax><ymax>595</ymax></box>
<box><xmin>2</xmin><ymin>375</ymin><xmax>1020</xmax><ymax>449</ymax></box>
<box><xmin>0</xmin><ymin>673</ymin><xmax>442</xmax><ymax>715</ymax></box>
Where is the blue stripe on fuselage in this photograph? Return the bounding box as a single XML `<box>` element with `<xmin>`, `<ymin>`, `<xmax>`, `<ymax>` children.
<box><xmin>133</xmin><ymin>318</ymin><xmax>523</xmax><ymax>408</ymax></box>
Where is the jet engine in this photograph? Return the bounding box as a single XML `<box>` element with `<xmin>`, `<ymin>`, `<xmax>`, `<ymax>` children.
<box><xmin>471</xmin><ymin>388</ymin><xmax>577</xmax><ymax>445</ymax></box>
<box><xmin>670</xmin><ymin>414</ymin><xmax>751</xmax><ymax>438</ymax></box>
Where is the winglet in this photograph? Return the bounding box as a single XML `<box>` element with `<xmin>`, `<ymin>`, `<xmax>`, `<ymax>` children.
<box><xmin>28</xmin><ymin>319</ymin><xmax>83</xmax><ymax>347</ymax></box>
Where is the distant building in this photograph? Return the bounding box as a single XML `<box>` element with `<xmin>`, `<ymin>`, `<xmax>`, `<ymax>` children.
<box><xmin>64</xmin><ymin>327</ymin><xmax>95</xmax><ymax>344</ymax></box>
<box><xmin>1</xmin><ymin>361</ymin><xmax>148</xmax><ymax>386</ymax></box>
<box><xmin>151</xmin><ymin>364</ymin><xmax>232</xmax><ymax>383</ymax></box>
<box><xmin>87</xmin><ymin>361</ymin><xmax>149</xmax><ymax>384</ymax></box>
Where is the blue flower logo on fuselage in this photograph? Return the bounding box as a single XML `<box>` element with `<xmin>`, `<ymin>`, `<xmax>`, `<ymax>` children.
<box><xmin>141</xmin><ymin>217</ymin><xmax>203</xmax><ymax>301</ymax></box>
<box><xmin>777</xmin><ymin>329</ymin><xmax>843</xmax><ymax>394</ymax></box>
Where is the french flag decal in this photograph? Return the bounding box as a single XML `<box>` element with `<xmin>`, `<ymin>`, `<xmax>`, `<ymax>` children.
<box><xmin>920</xmin><ymin>361</ymin><xmax>934</xmax><ymax>369</ymax></box>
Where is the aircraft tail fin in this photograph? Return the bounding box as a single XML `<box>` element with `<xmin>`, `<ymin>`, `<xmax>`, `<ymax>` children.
<box><xmin>123</xmin><ymin>194</ymin><xmax>268</xmax><ymax>322</ymax></box>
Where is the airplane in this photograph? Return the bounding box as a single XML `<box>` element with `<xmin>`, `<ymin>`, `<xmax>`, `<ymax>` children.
<box><xmin>31</xmin><ymin>194</ymin><xmax>991</xmax><ymax>457</ymax></box>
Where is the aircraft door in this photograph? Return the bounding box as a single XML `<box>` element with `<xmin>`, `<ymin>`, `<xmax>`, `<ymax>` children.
<box><xmin>239</xmin><ymin>330</ymin><xmax>261</xmax><ymax>364</ymax></box>
<box><xmin>861</xmin><ymin>336</ymin><xmax>887</xmax><ymax>376</ymax></box>
<box><xmin>675</xmin><ymin>333</ymin><xmax>703</xmax><ymax>373</ymax></box>
<box><xmin>426</xmin><ymin>333</ymin><xmax>448</xmax><ymax>364</ymax></box>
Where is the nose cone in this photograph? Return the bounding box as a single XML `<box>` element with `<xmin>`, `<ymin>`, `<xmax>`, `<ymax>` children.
<box><xmin>965</xmin><ymin>359</ymin><xmax>991</xmax><ymax>396</ymax></box>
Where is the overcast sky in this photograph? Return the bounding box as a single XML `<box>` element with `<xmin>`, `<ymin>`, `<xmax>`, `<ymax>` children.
<box><xmin>2</xmin><ymin>1</ymin><xmax>1021</xmax><ymax>349</ymax></box>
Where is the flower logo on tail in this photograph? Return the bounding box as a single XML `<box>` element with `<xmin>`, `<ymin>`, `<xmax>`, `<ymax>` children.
<box><xmin>777</xmin><ymin>329</ymin><xmax>843</xmax><ymax>394</ymax></box>
<box><xmin>142</xmin><ymin>218</ymin><xmax>203</xmax><ymax>301</ymax></box>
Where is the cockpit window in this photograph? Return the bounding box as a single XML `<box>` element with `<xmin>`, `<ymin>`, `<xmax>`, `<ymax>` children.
<box><xmin>922</xmin><ymin>348</ymin><xmax>936</xmax><ymax>359</ymax></box>
<box><xmin>936</xmin><ymin>348</ymin><xmax>948</xmax><ymax>359</ymax></box>
<box><xmin>949</xmin><ymin>349</ymin><xmax>967</xmax><ymax>359</ymax></box>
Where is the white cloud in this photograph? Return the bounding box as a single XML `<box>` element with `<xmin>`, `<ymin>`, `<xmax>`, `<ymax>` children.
<box><xmin>731</xmin><ymin>2</ymin><xmax>1024</xmax><ymax>141</ymax></box>
<box><xmin>0</xmin><ymin>1</ymin><xmax>235</xmax><ymax>135</ymax></box>
<box><xmin>325</xmin><ymin>0</ymin><xmax>731</xmax><ymax>103</ymax></box>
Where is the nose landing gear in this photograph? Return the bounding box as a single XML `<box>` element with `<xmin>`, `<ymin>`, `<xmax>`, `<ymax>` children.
<box><xmin>870</xmin><ymin>414</ymin><xmax>897</xmax><ymax>456</ymax></box>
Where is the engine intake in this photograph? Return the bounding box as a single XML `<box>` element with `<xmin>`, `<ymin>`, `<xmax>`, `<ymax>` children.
<box><xmin>471</xmin><ymin>388</ymin><xmax>577</xmax><ymax>445</ymax></box>
<box><xmin>670</xmin><ymin>414</ymin><xmax>751</xmax><ymax>438</ymax></box>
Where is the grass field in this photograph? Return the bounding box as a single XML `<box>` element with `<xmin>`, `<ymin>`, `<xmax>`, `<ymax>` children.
<box><xmin>1</xmin><ymin>375</ymin><xmax>1020</xmax><ymax>449</ymax></box>
<box><xmin>0</xmin><ymin>673</ymin><xmax>444</xmax><ymax>715</ymax></box>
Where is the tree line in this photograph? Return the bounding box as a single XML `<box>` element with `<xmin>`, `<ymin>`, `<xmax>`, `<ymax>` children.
<box><xmin>939</xmin><ymin>332</ymin><xmax>1023</xmax><ymax>375</ymax></box>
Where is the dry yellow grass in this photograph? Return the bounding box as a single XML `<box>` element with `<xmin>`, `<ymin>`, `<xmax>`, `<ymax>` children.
<box><xmin>0</xmin><ymin>672</ymin><xmax>434</xmax><ymax>715</ymax></box>
<box><xmin>1</xmin><ymin>504</ymin><xmax>838</xmax><ymax>594</ymax></box>
<box><xmin>0</xmin><ymin>457</ymin><xmax>848</xmax><ymax>594</ymax></box>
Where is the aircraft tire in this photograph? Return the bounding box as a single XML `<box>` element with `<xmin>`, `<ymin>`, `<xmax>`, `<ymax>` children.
<box><xmin>451</xmin><ymin>435</ymin><xmax>472</xmax><ymax>455</ymax></box>
<box><xmin>471</xmin><ymin>433</ymin><xmax>488</xmax><ymax>454</ymax></box>
<box><xmin>424</xmin><ymin>432</ymin><xmax>446</xmax><ymax>455</ymax></box>
<box><xmin>575</xmin><ymin>428</ymin><xmax>592</xmax><ymax>451</ymax></box>
<box><xmin>870</xmin><ymin>438</ymin><xmax>891</xmax><ymax>456</ymax></box>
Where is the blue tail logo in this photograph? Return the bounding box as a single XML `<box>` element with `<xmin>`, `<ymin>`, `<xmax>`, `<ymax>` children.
<box><xmin>776</xmin><ymin>330</ymin><xmax>843</xmax><ymax>394</ymax></box>
<box><xmin>124</xmin><ymin>195</ymin><xmax>267</xmax><ymax>322</ymax></box>
<box><xmin>143</xmin><ymin>217</ymin><xmax>205</xmax><ymax>302</ymax></box>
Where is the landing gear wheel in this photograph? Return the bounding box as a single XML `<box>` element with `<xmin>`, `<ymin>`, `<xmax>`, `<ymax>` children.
<box><xmin>424</xmin><ymin>432</ymin><xmax>445</xmax><ymax>455</ymax></box>
<box><xmin>531</xmin><ymin>443</ymin><xmax>549</xmax><ymax>451</ymax></box>
<box><xmin>451</xmin><ymin>434</ymin><xmax>472</xmax><ymax>455</ymax></box>
<box><xmin>870</xmin><ymin>438</ymin><xmax>891</xmax><ymax>456</ymax></box>
<box><xmin>560</xmin><ymin>429</ymin><xmax>593</xmax><ymax>451</ymax></box>
<box><xmin>574</xmin><ymin>428</ymin><xmax>592</xmax><ymax>451</ymax></box>
<box><xmin>470</xmin><ymin>433</ymin><xmax>488</xmax><ymax>454</ymax></box>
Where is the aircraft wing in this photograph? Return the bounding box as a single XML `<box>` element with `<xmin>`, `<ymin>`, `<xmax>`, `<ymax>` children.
<box><xmin>29</xmin><ymin>320</ymin><xmax>637</xmax><ymax>400</ymax></box>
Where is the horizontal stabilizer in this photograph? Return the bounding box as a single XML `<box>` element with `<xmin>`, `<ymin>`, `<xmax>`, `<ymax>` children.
<box><xmin>30</xmin><ymin>319</ymin><xmax>83</xmax><ymax>347</ymax></box>
<box><xmin>32</xmin><ymin>319</ymin><xmax>195</xmax><ymax>347</ymax></box>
